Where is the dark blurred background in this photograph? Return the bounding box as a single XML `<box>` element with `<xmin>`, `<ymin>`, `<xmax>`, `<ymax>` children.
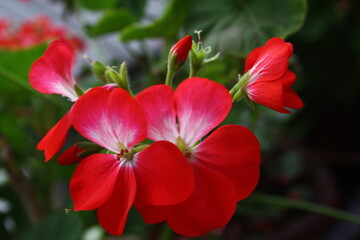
<box><xmin>0</xmin><ymin>0</ymin><xmax>359</xmax><ymax>239</ymax></box>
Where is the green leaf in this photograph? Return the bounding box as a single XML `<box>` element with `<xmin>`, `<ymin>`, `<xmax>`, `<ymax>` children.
<box><xmin>119</xmin><ymin>0</ymin><xmax>147</xmax><ymax>19</ymax></box>
<box><xmin>19</xmin><ymin>213</ymin><xmax>84</xmax><ymax>240</ymax></box>
<box><xmin>77</xmin><ymin>0</ymin><xmax>118</xmax><ymax>10</ymax></box>
<box><xmin>86</xmin><ymin>9</ymin><xmax>135</xmax><ymax>37</ymax></box>
<box><xmin>120</xmin><ymin>0</ymin><xmax>191</xmax><ymax>42</ymax></box>
<box><xmin>186</xmin><ymin>0</ymin><xmax>307</xmax><ymax>57</ymax></box>
<box><xmin>0</xmin><ymin>45</ymin><xmax>46</xmax><ymax>82</ymax></box>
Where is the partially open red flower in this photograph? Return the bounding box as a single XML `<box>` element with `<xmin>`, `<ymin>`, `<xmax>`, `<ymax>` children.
<box><xmin>70</xmin><ymin>86</ymin><xmax>194</xmax><ymax>236</ymax></box>
<box><xmin>170</xmin><ymin>35</ymin><xmax>192</xmax><ymax>63</ymax></box>
<box><xmin>244</xmin><ymin>37</ymin><xmax>303</xmax><ymax>113</ymax></box>
<box><xmin>135</xmin><ymin>78</ymin><xmax>261</xmax><ymax>236</ymax></box>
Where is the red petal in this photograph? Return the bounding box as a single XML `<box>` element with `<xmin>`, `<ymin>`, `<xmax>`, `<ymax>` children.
<box><xmin>167</xmin><ymin>164</ymin><xmax>237</xmax><ymax>237</ymax></box>
<box><xmin>106</xmin><ymin>88</ymin><xmax>147</xmax><ymax>149</ymax></box>
<box><xmin>72</xmin><ymin>87</ymin><xmax>117</xmax><ymax>152</ymax></box>
<box><xmin>175</xmin><ymin>78</ymin><xmax>232</xmax><ymax>147</ymax></box>
<box><xmin>283</xmin><ymin>88</ymin><xmax>303</xmax><ymax>109</ymax></box>
<box><xmin>135</xmin><ymin>85</ymin><xmax>178</xmax><ymax>143</ymax></box>
<box><xmin>194</xmin><ymin>125</ymin><xmax>261</xmax><ymax>200</ymax></box>
<box><xmin>135</xmin><ymin>203</ymin><xmax>172</xmax><ymax>224</ymax></box>
<box><xmin>245</xmin><ymin>46</ymin><xmax>262</xmax><ymax>72</ymax></box>
<box><xmin>247</xmin><ymin>80</ymin><xmax>290</xmax><ymax>113</ymax></box>
<box><xmin>70</xmin><ymin>154</ymin><xmax>120</xmax><ymax>211</ymax></box>
<box><xmin>133</xmin><ymin>141</ymin><xmax>194</xmax><ymax>205</ymax></box>
<box><xmin>57</xmin><ymin>144</ymin><xmax>83</xmax><ymax>165</ymax></box>
<box><xmin>37</xmin><ymin>111</ymin><xmax>72</xmax><ymax>161</ymax></box>
<box><xmin>29</xmin><ymin>38</ymin><xmax>77</xmax><ymax>101</ymax></box>
<box><xmin>97</xmin><ymin>165</ymin><xmax>136</xmax><ymax>236</ymax></box>
<box><xmin>72</xmin><ymin>87</ymin><xmax>146</xmax><ymax>152</ymax></box>
<box><xmin>280</xmin><ymin>70</ymin><xmax>296</xmax><ymax>89</ymax></box>
<box><xmin>279</xmin><ymin>71</ymin><xmax>303</xmax><ymax>109</ymax></box>
<box><xmin>248</xmin><ymin>37</ymin><xmax>292</xmax><ymax>82</ymax></box>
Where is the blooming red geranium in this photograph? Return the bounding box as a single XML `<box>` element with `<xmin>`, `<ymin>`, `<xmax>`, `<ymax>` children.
<box><xmin>242</xmin><ymin>37</ymin><xmax>303</xmax><ymax>113</ymax></box>
<box><xmin>29</xmin><ymin>38</ymin><xmax>78</xmax><ymax>161</ymax></box>
<box><xmin>70</xmin><ymin>86</ymin><xmax>194</xmax><ymax>235</ymax></box>
<box><xmin>135</xmin><ymin>78</ymin><xmax>261</xmax><ymax>236</ymax></box>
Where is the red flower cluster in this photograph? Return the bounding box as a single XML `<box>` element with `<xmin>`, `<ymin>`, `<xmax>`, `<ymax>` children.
<box><xmin>0</xmin><ymin>15</ymin><xmax>83</xmax><ymax>51</ymax></box>
<box><xmin>29</xmin><ymin>36</ymin><xmax>302</xmax><ymax>237</ymax></box>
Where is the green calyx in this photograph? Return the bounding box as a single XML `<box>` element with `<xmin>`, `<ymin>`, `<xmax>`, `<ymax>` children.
<box><xmin>104</xmin><ymin>62</ymin><xmax>133</xmax><ymax>95</ymax></box>
<box><xmin>230</xmin><ymin>72</ymin><xmax>250</xmax><ymax>102</ymax></box>
<box><xmin>91</xmin><ymin>60</ymin><xmax>107</xmax><ymax>82</ymax></box>
<box><xmin>189</xmin><ymin>31</ymin><xmax>220</xmax><ymax>78</ymax></box>
<box><xmin>74</xmin><ymin>84</ymin><xmax>84</xmax><ymax>98</ymax></box>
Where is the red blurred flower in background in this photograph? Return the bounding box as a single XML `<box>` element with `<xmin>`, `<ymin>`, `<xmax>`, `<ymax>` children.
<box><xmin>135</xmin><ymin>78</ymin><xmax>261</xmax><ymax>236</ymax></box>
<box><xmin>0</xmin><ymin>15</ymin><xmax>84</xmax><ymax>51</ymax></box>
<box><xmin>243</xmin><ymin>37</ymin><xmax>303</xmax><ymax>113</ymax></box>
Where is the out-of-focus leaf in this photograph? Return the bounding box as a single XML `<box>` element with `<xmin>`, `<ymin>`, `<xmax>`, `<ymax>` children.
<box><xmin>0</xmin><ymin>113</ymin><xmax>28</xmax><ymax>150</ymax></box>
<box><xmin>77</xmin><ymin>0</ymin><xmax>118</xmax><ymax>10</ymax></box>
<box><xmin>185</xmin><ymin>0</ymin><xmax>307</xmax><ymax>57</ymax></box>
<box><xmin>19</xmin><ymin>213</ymin><xmax>83</xmax><ymax>240</ymax></box>
<box><xmin>86</xmin><ymin>9</ymin><xmax>135</xmax><ymax>37</ymax></box>
<box><xmin>120</xmin><ymin>0</ymin><xmax>191</xmax><ymax>42</ymax></box>
<box><xmin>0</xmin><ymin>45</ymin><xmax>46</xmax><ymax>84</ymax></box>
<box><xmin>120</xmin><ymin>0</ymin><xmax>147</xmax><ymax>19</ymax></box>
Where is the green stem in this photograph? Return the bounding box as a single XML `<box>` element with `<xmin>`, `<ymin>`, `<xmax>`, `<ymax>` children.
<box><xmin>229</xmin><ymin>72</ymin><xmax>249</xmax><ymax>96</ymax></box>
<box><xmin>0</xmin><ymin>66</ymin><xmax>66</xmax><ymax>109</ymax></box>
<box><xmin>189</xmin><ymin>65</ymin><xmax>199</xmax><ymax>78</ymax></box>
<box><xmin>165</xmin><ymin>67</ymin><xmax>175</xmax><ymax>87</ymax></box>
<box><xmin>249</xmin><ymin>193</ymin><xmax>360</xmax><ymax>225</ymax></box>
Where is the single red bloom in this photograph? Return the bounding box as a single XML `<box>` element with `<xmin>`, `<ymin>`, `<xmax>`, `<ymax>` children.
<box><xmin>70</xmin><ymin>86</ymin><xmax>194</xmax><ymax>236</ymax></box>
<box><xmin>170</xmin><ymin>35</ymin><xmax>192</xmax><ymax>63</ymax></box>
<box><xmin>135</xmin><ymin>78</ymin><xmax>261</xmax><ymax>236</ymax></box>
<box><xmin>244</xmin><ymin>37</ymin><xmax>303</xmax><ymax>113</ymax></box>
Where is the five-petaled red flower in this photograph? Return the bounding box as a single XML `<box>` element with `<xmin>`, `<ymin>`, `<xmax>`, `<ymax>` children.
<box><xmin>70</xmin><ymin>86</ymin><xmax>194</xmax><ymax>236</ymax></box>
<box><xmin>135</xmin><ymin>78</ymin><xmax>261</xmax><ymax>236</ymax></box>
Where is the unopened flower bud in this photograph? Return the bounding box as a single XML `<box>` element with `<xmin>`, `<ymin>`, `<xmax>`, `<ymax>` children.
<box><xmin>170</xmin><ymin>35</ymin><xmax>193</xmax><ymax>64</ymax></box>
<box><xmin>104</xmin><ymin>63</ymin><xmax>133</xmax><ymax>95</ymax></box>
<box><xmin>92</xmin><ymin>61</ymin><xmax>107</xmax><ymax>82</ymax></box>
<box><xmin>165</xmin><ymin>35</ymin><xmax>192</xmax><ymax>86</ymax></box>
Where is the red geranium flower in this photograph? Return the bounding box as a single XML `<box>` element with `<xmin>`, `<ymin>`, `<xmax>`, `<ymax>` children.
<box><xmin>70</xmin><ymin>86</ymin><xmax>194</xmax><ymax>236</ymax></box>
<box><xmin>29</xmin><ymin>38</ymin><xmax>77</xmax><ymax>161</ymax></box>
<box><xmin>244</xmin><ymin>37</ymin><xmax>303</xmax><ymax>113</ymax></box>
<box><xmin>135</xmin><ymin>78</ymin><xmax>261</xmax><ymax>236</ymax></box>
